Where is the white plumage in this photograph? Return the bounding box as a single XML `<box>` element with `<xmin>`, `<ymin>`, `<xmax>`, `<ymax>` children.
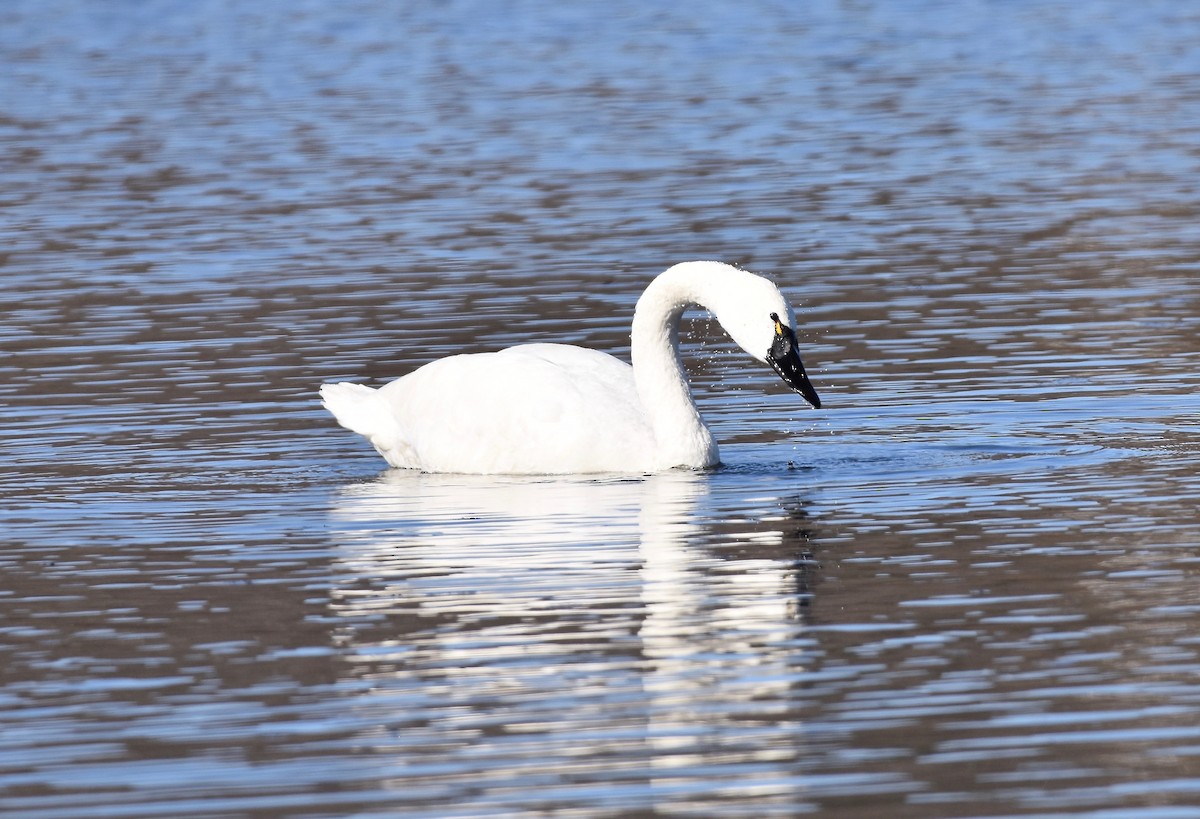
<box><xmin>320</xmin><ymin>261</ymin><xmax>821</xmax><ymax>474</ymax></box>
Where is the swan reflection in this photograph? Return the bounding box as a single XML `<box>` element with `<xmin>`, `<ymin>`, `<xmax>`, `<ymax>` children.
<box><xmin>328</xmin><ymin>470</ymin><xmax>814</xmax><ymax>807</ymax></box>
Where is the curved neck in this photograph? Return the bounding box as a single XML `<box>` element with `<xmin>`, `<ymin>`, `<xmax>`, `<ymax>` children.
<box><xmin>630</xmin><ymin>264</ymin><xmax>723</xmax><ymax>469</ymax></box>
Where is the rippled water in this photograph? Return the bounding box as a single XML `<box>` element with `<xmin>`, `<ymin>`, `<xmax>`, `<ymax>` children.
<box><xmin>3</xmin><ymin>1</ymin><xmax>1200</xmax><ymax>816</ymax></box>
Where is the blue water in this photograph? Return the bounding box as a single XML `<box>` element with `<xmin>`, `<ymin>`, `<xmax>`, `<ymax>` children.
<box><xmin>2</xmin><ymin>1</ymin><xmax>1200</xmax><ymax>816</ymax></box>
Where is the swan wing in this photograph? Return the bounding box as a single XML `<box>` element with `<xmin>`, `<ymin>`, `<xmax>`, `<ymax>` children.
<box><xmin>377</xmin><ymin>343</ymin><xmax>656</xmax><ymax>474</ymax></box>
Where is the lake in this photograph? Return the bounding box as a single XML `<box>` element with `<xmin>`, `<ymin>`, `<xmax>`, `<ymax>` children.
<box><xmin>2</xmin><ymin>0</ymin><xmax>1199</xmax><ymax>816</ymax></box>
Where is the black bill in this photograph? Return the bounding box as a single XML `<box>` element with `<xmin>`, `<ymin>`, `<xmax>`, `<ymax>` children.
<box><xmin>766</xmin><ymin>313</ymin><xmax>822</xmax><ymax>409</ymax></box>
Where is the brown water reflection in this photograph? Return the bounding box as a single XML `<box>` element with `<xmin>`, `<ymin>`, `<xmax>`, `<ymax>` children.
<box><xmin>3</xmin><ymin>0</ymin><xmax>1200</xmax><ymax>816</ymax></box>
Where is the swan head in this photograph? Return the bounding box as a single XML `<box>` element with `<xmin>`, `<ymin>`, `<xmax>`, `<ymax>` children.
<box><xmin>706</xmin><ymin>269</ymin><xmax>822</xmax><ymax>409</ymax></box>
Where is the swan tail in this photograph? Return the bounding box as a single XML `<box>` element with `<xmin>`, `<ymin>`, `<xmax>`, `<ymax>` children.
<box><xmin>319</xmin><ymin>382</ymin><xmax>417</xmax><ymax>468</ymax></box>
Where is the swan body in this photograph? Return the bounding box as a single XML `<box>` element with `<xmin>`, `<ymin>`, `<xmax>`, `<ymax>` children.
<box><xmin>320</xmin><ymin>261</ymin><xmax>821</xmax><ymax>474</ymax></box>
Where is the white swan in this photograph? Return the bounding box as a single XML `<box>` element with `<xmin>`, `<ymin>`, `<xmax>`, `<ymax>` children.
<box><xmin>320</xmin><ymin>261</ymin><xmax>821</xmax><ymax>474</ymax></box>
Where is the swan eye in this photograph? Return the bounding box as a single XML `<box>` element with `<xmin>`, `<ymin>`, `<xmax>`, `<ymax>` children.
<box><xmin>769</xmin><ymin>312</ymin><xmax>796</xmax><ymax>359</ymax></box>
<box><xmin>769</xmin><ymin>323</ymin><xmax>795</xmax><ymax>359</ymax></box>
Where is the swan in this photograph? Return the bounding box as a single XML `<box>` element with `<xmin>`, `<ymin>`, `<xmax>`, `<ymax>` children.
<box><xmin>319</xmin><ymin>261</ymin><xmax>822</xmax><ymax>474</ymax></box>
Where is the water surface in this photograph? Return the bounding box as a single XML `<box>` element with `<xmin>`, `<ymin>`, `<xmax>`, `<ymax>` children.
<box><xmin>3</xmin><ymin>1</ymin><xmax>1200</xmax><ymax>816</ymax></box>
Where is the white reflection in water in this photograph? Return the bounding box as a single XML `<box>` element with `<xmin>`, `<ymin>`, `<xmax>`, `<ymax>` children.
<box><xmin>328</xmin><ymin>470</ymin><xmax>808</xmax><ymax>807</ymax></box>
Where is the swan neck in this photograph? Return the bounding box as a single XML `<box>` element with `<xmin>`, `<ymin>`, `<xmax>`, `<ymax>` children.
<box><xmin>630</xmin><ymin>267</ymin><xmax>719</xmax><ymax>468</ymax></box>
